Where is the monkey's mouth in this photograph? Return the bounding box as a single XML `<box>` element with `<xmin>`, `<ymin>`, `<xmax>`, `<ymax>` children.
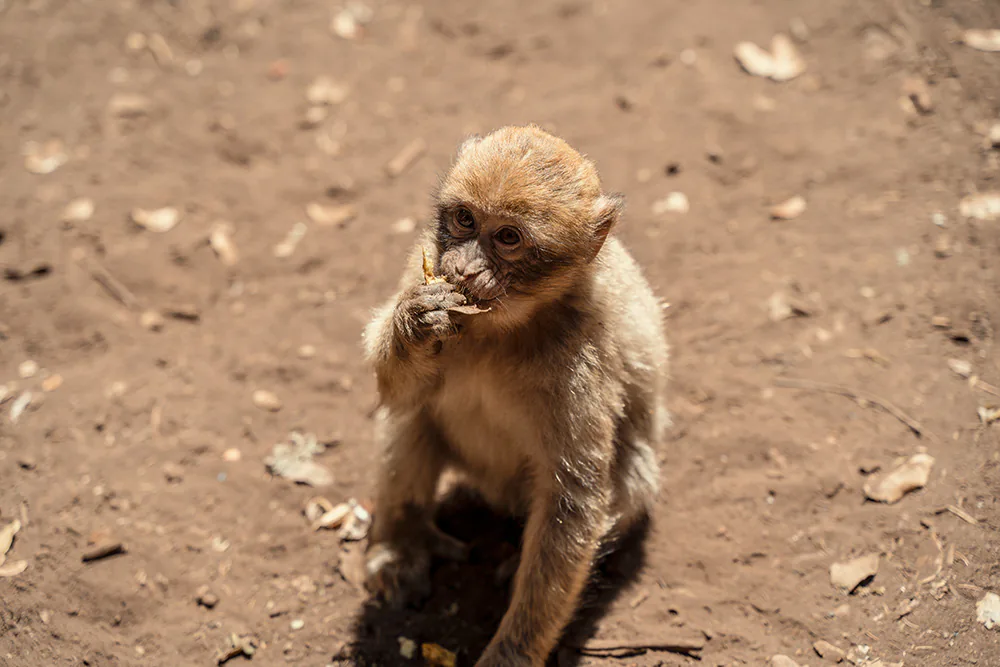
<box><xmin>453</xmin><ymin>274</ymin><xmax>508</xmax><ymax>305</ymax></box>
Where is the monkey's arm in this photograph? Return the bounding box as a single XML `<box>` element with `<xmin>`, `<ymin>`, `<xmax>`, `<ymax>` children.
<box><xmin>363</xmin><ymin>241</ymin><xmax>464</xmax><ymax>408</ymax></box>
<box><xmin>478</xmin><ymin>378</ymin><xmax>617</xmax><ymax>667</ymax></box>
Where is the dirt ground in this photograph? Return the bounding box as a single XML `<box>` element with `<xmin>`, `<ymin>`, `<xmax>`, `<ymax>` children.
<box><xmin>2</xmin><ymin>0</ymin><xmax>1000</xmax><ymax>666</ymax></box>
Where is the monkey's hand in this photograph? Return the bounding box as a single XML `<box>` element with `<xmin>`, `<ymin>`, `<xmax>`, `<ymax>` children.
<box><xmin>394</xmin><ymin>281</ymin><xmax>468</xmax><ymax>346</ymax></box>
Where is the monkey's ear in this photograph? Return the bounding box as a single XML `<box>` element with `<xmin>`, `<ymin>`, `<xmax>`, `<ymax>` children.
<box><xmin>588</xmin><ymin>193</ymin><xmax>625</xmax><ymax>260</ymax></box>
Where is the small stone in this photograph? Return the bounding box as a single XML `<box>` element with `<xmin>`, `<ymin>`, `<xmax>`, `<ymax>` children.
<box><xmin>162</xmin><ymin>462</ymin><xmax>184</xmax><ymax>483</ymax></box>
<box><xmin>863</xmin><ymin>453</ymin><xmax>934</xmax><ymax>503</ymax></box>
<box><xmin>223</xmin><ymin>448</ymin><xmax>242</xmax><ymax>462</ymax></box>
<box><xmin>734</xmin><ymin>34</ymin><xmax>805</xmax><ymax>82</ymax></box>
<box><xmin>140</xmin><ymin>310</ymin><xmax>165</xmax><ymax>331</ymax></box>
<box><xmin>813</xmin><ymin>640</ymin><xmax>845</xmax><ymax>660</ymax></box>
<box><xmin>301</xmin><ymin>106</ymin><xmax>329</xmax><ymax>128</ymax></box>
<box><xmin>963</xmin><ymin>29</ymin><xmax>1000</xmax><ymax>52</ymax></box>
<box><xmin>196</xmin><ymin>586</ymin><xmax>219</xmax><ymax>609</ymax></box>
<box><xmin>392</xmin><ymin>217</ymin><xmax>416</xmax><ymax>234</ymax></box>
<box><xmin>18</xmin><ymin>360</ymin><xmax>39</xmax><ymax>379</ymax></box>
<box><xmin>770</xmin><ymin>657</ymin><xmax>800</xmax><ymax>667</ymax></box>
<box><xmin>931</xmin><ymin>211</ymin><xmax>947</xmax><ymax>227</ymax></box>
<box><xmin>17</xmin><ymin>455</ymin><xmax>36</xmax><ymax>470</ymax></box>
<box><xmin>934</xmin><ymin>234</ymin><xmax>951</xmax><ymax>258</ymax></box>
<box><xmin>948</xmin><ymin>358</ymin><xmax>972</xmax><ymax>378</ymax></box>
<box><xmin>107</xmin><ymin>93</ymin><xmax>153</xmax><ymax>118</ymax></box>
<box><xmin>398</xmin><ymin>637</ymin><xmax>417</xmax><ymax>659</ymax></box>
<box><xmin>977</xmin><ymin>592</ymin><xmax>1000</xmax><ymax>630</ymax></box>
<box><xmin>652</xmin><ymin>192</ymin><xmax>689</xmax><ymax>214</ymax></box>
<box><xmin>770</xmin><ymin>195</ymin><xmax>807</xmax><ymax>220</ymax></box>
<box><xmin>305</xmin><ymin>202</ymin><xmax>355</xmax><ymax>227</ymax></box>
<box><xmin>830</xmin><ymin>553</ymin><xmax>879</xmax><ymax>593</ymax></box>
<box><xmin>41</xmin><ymin>374</ymin><xmax>63</xmax><ymax>392</ymax></box>
<box><xmin>931</xmin><ymin>315</ymin><xmax>951</xmax><ymax>328</ymax></box>
<box><xmin>130</xmin><ymin>207</ymin><xmax>180</xmax><ymax>233</ymax></box>
<box><xmin>297</xmin><ymin>345</ymin><xmax>317</xmax><ymax>360</ymax></box>
<box><xmin>960</xmin><ymin>192</ymin><xmax>1000</xmax><ymax>221</ymax></box>
<box><xmin>290</xmin><ymin>618</ymin><xmax>305</xmax><ymax>631</ymax></box>
<box><xmin>252</xmin><ymin>390</ymin><xmax>282</xmax><ymax>412</ymax></box>
<box><xmin>306</xmin><ymin>77</ymin><xmax>349</xmax><ymax>105</ymax></box>
<box><xmin>24</xmin><ymin>139</ymin><xmax>68</xmax><ymax>175</ymax></box>
<box><xmin>125</xmin><ymin>32</ymin><xmax>147</xmax><ymax>51</ymax></box>
<box><xmin>209</xmin><ymin>223</ymin><xmax>239</xmax><ymax>267</ymax></box>
<box><xmin>274</xmin><ymin>222</ymin><xmax>308</xmax><ymax>258</ymax></box>
<box><xmin>62</xmin><ymin>198</ymin><xmax>95</xmax><ymax>224</ymax></box>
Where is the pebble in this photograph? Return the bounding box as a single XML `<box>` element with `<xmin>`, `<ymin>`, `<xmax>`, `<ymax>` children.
<box><xmin>652</xmin><ymin>192</ymin><xmax>689</xmax><ymax>215</ymax></box>
<box><xmin>771</xmin><ymin>657</ymin><xmax>800</xmax><ymax>667</ymax></box>
<box><xmin>41</xmin><ymin>374</ymin><xmax>63</xmax><ymax>392</ymax></box>
<box><xmin>17</xmin><ymin>455</ymin><xmax>37</xmax><ymax>470</ymax></box>
<box><xmin>813</xmin><ymin>640</ymin><xmax>845</xmax><ymax>660</ymax></box>
<box><xmin>197</xmin><ymin>586</ymin><xmax>219</xmax><ymax>609</ymax></box>
<box><xmin>18</xmin><ymin>361</ymin><xmax>39</xmax><ymax>379</ymax></box>
<box><xmin>830</xmin><ymin>553</ymin><xmax>879</xmax><ymax>592</ymax></box>
<box><xmin>209</xmin><ymin>222</ymin><xmax>239</xmax><ymax>267</ymax></box>
<box><xmin>107</xmin><ymin>93</ymin><xmax>152</xmax><ymax>118</ymax></box>
<box><xmin>252</xmin><ymin>390</ymin><xmax>283</xmax><ymax>412</ymax></box>
<box><xmin>290</xmin><ymin>619</ymin><xmax>305</xmax><ymax>631</ymax></box>
<box><xmin>223</xmin><ymin>448</ymin><xmax>242</xmax><ymax>462</ymax></box>
<box><xmin>62</xmin><ymin>198</ymin><xmax>95</xmax><ymax>224</ymax></box>
<box><xmin>131</xmin><ymin>207</ymin><xmax>180</xmax><ymax>233</ymax></box>
<box><xmin>140</xmin><ymin>310</ymin><xmax>165</xmax><ymax>332</ymax></box>
<box><xmin>297</xmin><ymin>345</ymin><xmax>317</xmax><ymax>360</ymax></box>
<box><xmin>977</xmin><ymin>592</ymin><xmax>1000</xmax><ymax>630</ymax></box>
<box><xmin>770</xmin><ymin>195</ymin><xmax>807</xmax><ymax>220</ymax></box>
<box><xmin>931</xmin><ymin>211</ymin><xmax>947</xmax><ymax>227</ymax></box>
<box><xmin>162</xmin><ymin>463</ymin><xmax>184</xmax><ymax>483</ymax></box>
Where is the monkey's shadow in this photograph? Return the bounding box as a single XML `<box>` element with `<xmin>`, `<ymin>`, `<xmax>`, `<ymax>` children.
<box><xmin>349</xmin><ymin>485</ymin><xmax>650</xmax><ymax>666</ymax></box>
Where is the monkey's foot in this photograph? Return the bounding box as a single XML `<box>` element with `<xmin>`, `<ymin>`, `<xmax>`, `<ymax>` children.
<box><xmin>364</xmin><ymin>543</ymin><xmax>432</xmax><ymax>610</ymax></box>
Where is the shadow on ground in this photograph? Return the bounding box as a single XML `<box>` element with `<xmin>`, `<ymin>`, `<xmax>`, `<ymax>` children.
<box><xmin>349</xmin><ymin>486</ymin><xmax>651</xmax><ymax>666</ymax></box>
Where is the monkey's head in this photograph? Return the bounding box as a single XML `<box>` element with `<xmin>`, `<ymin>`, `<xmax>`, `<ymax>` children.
<box><xmin>433</xmin><ymin>125</ymin><xmax>623</xmax><ymax>327</ymax></box>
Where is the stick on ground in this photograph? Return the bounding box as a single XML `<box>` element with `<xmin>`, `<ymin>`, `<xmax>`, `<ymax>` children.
<box><xmin>773</xmin><ymin>377</ymin><xmax>931</xmax><ymax>439</ymax></box>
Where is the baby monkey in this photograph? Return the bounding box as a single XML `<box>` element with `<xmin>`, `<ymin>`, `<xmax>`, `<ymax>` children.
<box><xmin>362</xmin><ymin>125</ymin><xmax>669</xmax><ymax>667</ymax></box>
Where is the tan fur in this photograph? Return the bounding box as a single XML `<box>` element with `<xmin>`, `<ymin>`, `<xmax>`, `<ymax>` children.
<box><xmin>361</xmin><ymin>126</ymin><xmax>669</xmax><ymax>667</ymax></box>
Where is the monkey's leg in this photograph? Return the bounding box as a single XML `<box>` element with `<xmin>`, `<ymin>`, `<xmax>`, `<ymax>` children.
<box><xmin>365</xmin><ymin>409</ymin><xmax>468</xmax><ymax>609</ymax></box>
<box><xmin>476</xmin><ymin>473</ymin><xmax>610</xmax><ymax>667</ymax></box>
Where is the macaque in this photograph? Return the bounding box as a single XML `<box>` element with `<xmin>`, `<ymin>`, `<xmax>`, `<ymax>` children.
<box><xmin>362</xmin><ymin>125</ymin><xmax>669</xmax><ymax>667</ymax></box>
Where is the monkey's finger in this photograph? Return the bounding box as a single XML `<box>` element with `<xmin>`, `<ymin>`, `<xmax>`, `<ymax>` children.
<box><xmin>427</xmin><ymin>525</ymin><xmax>470</xmax><ymax>562</ymax></box>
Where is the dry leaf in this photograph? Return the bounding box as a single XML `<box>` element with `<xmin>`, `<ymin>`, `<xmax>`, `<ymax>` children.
<box><xmin>963</xmin><ymin>29</ymin><xmax>1000</xmax><ymax>52</ymax></box>
<box><xmin>209</xmin><ymin>223</ymin><xmax>239</xmax><ymax>266</ymax></box>
<box><xmin>948</xmin><ymin>359</ymin><xmax>972</xmax><ymax>378</ymax></box>
<box><xmin>265</xmin><ymin>432</ymin><xmax>333</xmax><ymax>487</ymax></box>
<box><xmin>734</xmin><ymin>34</ymin><xmax>805</xmax><ymax>82</ymax></box>
<box><xmin>960</xmin><ymin>192</ymin><xmax>1000</xmax><ymax>221</ymax></box>
<box><xmin>306</xmin><ymin>77</ymin><xmax>349</xmax><ymax>105</ymax></box>
<box><xmin>386</xmin><ymin>138</ymin><xmax>426</xmax><ymax>177</ymax></box>
<box><xmin>24</xmin><ymin>139</ymin><xmax>68</xmax><ymax>175</ymax></box>
<box><xmin>770</xmin><ymin>196</ymin><xmax>807</xmax><ymax>220</ymax></box>
<box><xmin>312</xmin><ymin>502</ymin><xmax>352</xmax><ymax>531</ymax></box>
<box><xmin>863</xmin><ymin>453</ymin><xmax>934</xmax><ymax>503</ymax></box>
<box><xmin>107</xmin><ymin>93</ymin><xmax>152</xmax><ymax>118</ymax></box>
<box><xmin>9</xmin><ymin>392</ymin><xmax>31</xmax><ymax>424</ymax></box>
<box><xmin>63</xmin><ymin>198</ymin><xmax>95</xmax><ymax>224</ymax></box>
<box><xmin>252</xmin><ymin>389</ymin><xmax>282</xmax><ymax>412</ymax></box>
<box><xmin>0</xmin><ymin>520</ymin><xmax>20</xmax><ymax>556</ymax></box>
<box><xmin>131</xmin><ymin>207</ymin><xmax>180</xmax><ymax>233</ymax></box>
<box><xmin>652</xmin><ymin>192</ymin><xmax>689</xmax><ymax>214</ymax></box>
<box><xmin>274</xmin><ymin>222</ymin><xmax>307</xmax><ymax>258</ymax></box>
<box><xmin>305</xmin><ymin>497</ymin><xmax>334</xmax><ymax>523</ymax></box>
<box><xmin>0</xmin><ymin>560</ymin><xmax>28</xmax><ymax>577</ymax></box>
<box><xmin>830</xmin><ymin>553</ymin><xmax>879</xmax><ymax>593</ymax></box>
<box><xmin>422</xmin><ymin>643</ymin><xmax>457</xmax><ymax>667</ymax></box>
<box><xmin>305</xmin><ymin>202</ymin><xmax>356</xmax><ymax>227</ymax></box>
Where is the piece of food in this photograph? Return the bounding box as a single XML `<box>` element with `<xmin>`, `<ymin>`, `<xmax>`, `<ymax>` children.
<box><xmin>422</xmin><ymin>246</ymin><xmax>447</xmax><ymax>285</ymax></box>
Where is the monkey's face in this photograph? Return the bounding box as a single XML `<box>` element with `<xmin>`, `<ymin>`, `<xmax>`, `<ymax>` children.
<box><xmin>433</xmin><ymin>201</ymin><xmax>603</xmax><ymax>327</ymax></box>
<box><xmin>433</xmin><ymin>125</ymin><xmax>624</xmax><ymax>326</ymax></box>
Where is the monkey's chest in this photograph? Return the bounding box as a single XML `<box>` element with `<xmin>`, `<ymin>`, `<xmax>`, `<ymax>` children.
<box><xmin>429</xmin><ymin>362</ymin><xmax>537</xmax><ymax>500</ymax></box>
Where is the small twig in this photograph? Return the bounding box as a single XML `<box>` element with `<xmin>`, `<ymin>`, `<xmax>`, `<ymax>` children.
<box><xmin>936</xmin><ymin>505</ymin><xmax>979</xmax><ymax>525</ymax></box>
<box><xmin>78</xmin><ymin>254</ymin><xmax>140</xmax><ymax>311</ymax></box>
<box><xmin>572</xmin><ymin>635</ymin><xmax>705</xmax><ymax>658</ymax></box>
<box><xmin>773</xmin><ymin>377</ymin><xmax>931</xmax><ymax>438</ymax></box>
<box><xmin>973</xmin><ymin>378</ymin><xmax>1000</xmax><ymax>397</ymax></box>
<box><xmin>82</xmin><ymin>542</ymin><xmax>125</xmax><ymax>562</ymax></box>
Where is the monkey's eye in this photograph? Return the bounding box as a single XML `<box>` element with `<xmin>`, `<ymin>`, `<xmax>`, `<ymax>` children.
<box><xmin>494</xmin><ymin>226</ymin><xmax>521</xmax><ymax>248</ymax></box>
<box><xmin>454</xmin><ymin>207</ymin><xmax>476</xmax><ymax>229</ymax></box>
